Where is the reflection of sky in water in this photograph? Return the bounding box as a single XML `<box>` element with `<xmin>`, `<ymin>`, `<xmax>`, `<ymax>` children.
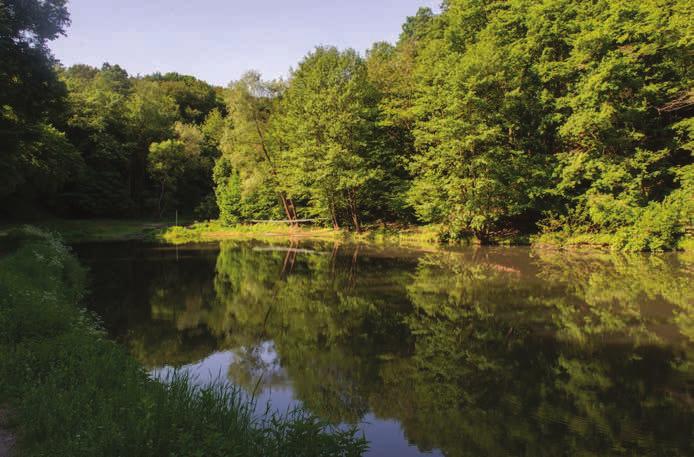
<box><xmin>152</xmin><ymin>343</ymin><xmax>443</xmax><ymax>457</ymax></box>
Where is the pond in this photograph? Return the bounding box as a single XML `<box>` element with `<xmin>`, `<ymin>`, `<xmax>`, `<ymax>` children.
<box><xmin>73</xmin><ymin>240</ymin><xmax>694</xmax><ymax>456</ymax></box>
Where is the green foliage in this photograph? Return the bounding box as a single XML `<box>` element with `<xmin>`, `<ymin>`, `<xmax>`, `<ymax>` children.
<box><xmin>383</xmin><ymin>0</ymin><xmax>692</xmax><ymax>247</ymax></box>
<box><xmin>144</xmin><ymin>72</ymin><xmax>223</xmax><ymax>124</ymax></box>
<box><xmin>2</xmin><ymin>0</ymin><xmax>692</xmax><ymax>251</ymax></box>
<box><xmin>147</xmin><ymin>122</ymin><xmax>214</xmax><ymax>217</ymax></box>
<box><xmin>0</xmin><ymin>0</ymin><xmax>80</xmax><ymax>208</ymax></box>
<box><xmin>147</xmin><ymin>139</ymin><xmax>189</xmax><ymax>215</ymax></box>
<box><xmin>53</xmin><ymin>64</ymin><xmax>222</xmax><ymax>218</ymax></box>
<box><xmin>272</xmin><ymin>47</ymin><xmax>386</xmax><ymax>230</ymax></box>
<box><xmin>614</xmin><ymin>162</ymin><xmax>694</xmax><ymax>251</ymax></box>
<box><xmin>0</xmin><ymin>229</ymin><xmax>367</xmax><ymax>456</ymax></box>
<box><xmin>215</xmin><ymin>71</ymin><xmax>288</xmax><ymax>223</ymax></box>
<box><xmin>57</xmin><ymin>64</ymin><xmax>134</xmax><ymax>215</ymax></box>
<box><xmin>213</xmin><ymin>155</ymin><xmax>280</xmax><ymax>225</ymax></box>
<box><xmin>213</xmin><ymin>158</ymin><xmax>243</xmax><ymax>225</ymax></box>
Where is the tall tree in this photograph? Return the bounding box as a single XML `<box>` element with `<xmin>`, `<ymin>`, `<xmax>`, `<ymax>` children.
<box><xmin>58</xmin><ymin>64</ymin><xmax>134</xmax><ymax>215</ymax></box>
<box><xmin>126</xmin><ymin>79</ymin><xmax>179</xmax><ymax>211</ymax></box>
<box><xmin>272</xmin><ymin>47</ymin><xmax>382</xmax><ymax>231</ymax></box>
<box><xmin>0</xmin><ymin>0</ymin><xmax>81</xmax><ymax>212</ymax></box>
<box><xmin>409</xmin><ymin>0</ymin><xmax>552</xmax><ymax>241</ymax></box>
<box><xmin>219</xmin><ymin>71</ymin><xmax>297</xmax><ymax>223</ymax></box>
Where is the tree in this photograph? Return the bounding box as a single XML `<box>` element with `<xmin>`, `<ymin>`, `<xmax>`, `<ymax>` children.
<box><xmin>127</xmin><ymin>79</ymin><xmax>179</xmax><ymax>210</ymax></box>
<box><xmin>219</xmin><ymin>71</ymin><xmax>297</xmax><ymax>224</ymax></box>
<box><xmin>148</xmin><ymin>122</ymin><xmax>211</xmax><ymax>217</ymax></box>
<box><xmin>147</xmin><ymin>139</ymin><xmax>188</xmax><ymax>217</ymax></box>
<box><xmin>404</xmin><ymin>0</ymin><xmax>692</xmax><ymax>247</ymax></box>
<box><xmin>58</xmin><ymin>63</ymin><xmax>134</xmax><ymax>215</ymax></box>
<box><xmin>408</xmin><ymin>0</ymin><xmax>552</xmax><ymax>240</ymax></box>
<box><xmin>144</xmin><ymin>72</ymin><xmax>223</xmax><ymax>124</ymax></box>
<box><xmin>272</xmin><ymin>47</ymin><xmax>382</xmax><ymax>231</ymax></box>
<box><xmin>0</xmin><ymin>0</ymin><xmax>81</xmax><ymax>212</ymax></box>
<box><xmin>545</xmin><ymin>0</ymin><xmax>693</xmax><ymax>243</ymax></box>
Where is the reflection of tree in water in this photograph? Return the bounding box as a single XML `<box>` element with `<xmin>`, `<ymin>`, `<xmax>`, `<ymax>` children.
<box><xmin>94</xmin><ymin>242</ymin><xmax>694</xmax><ymax>456</ymax></box>
<box><xmin>78</xmin><ymin>244</ymin><xmax>222</xmax><ymax>368</ymax></box>
<box><xmin>396</xmin><ymin>250</ymin><xmax>694</xmax><ymax>456</ymax></box>
<box><xmin>533</xmin><ymin>249</ymin><xmax>694</xmax><ymax>346</ymax></box>
<box><xmin>211</xmin><ymin>241</ymin><xmax>414</xmax><ymax>423</ymax></box>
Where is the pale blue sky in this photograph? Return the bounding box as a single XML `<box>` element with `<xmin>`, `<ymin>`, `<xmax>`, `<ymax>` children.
<box><xmin>50</xmin><ymin>0</ymin><xmax>440</xmax><ymax>86</ymax></box>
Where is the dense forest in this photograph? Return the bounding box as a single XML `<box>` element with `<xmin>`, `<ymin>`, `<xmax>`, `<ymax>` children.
<box><xmin>2</xmin><ymin>0</ymin><xmax>692</xmax><ymax>250</ymax></box>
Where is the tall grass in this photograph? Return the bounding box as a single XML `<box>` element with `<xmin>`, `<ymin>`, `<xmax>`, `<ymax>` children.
<box><xmin>0</xmin><ymin>227</ymin><xmax>367</xmax><ymax>457</ymax></box>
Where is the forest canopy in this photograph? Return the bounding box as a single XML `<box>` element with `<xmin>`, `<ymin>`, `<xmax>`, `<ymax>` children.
<box><xmin>1</xmin><ymin>0</ymin><xmax>692</xmax><ymax>250</ymax></box>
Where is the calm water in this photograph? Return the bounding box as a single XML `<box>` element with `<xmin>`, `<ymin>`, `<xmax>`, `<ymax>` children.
<box><xmin>73</xmin><ymin>240</ymin><xmax>694</xmax><ymax>456</ymax></box>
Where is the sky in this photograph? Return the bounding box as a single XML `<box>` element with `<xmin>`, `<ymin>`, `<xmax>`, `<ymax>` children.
<box><xmin>50</xmin><ymin>0</ymin><xmax>441</xmax><ymax>87</ymax></box>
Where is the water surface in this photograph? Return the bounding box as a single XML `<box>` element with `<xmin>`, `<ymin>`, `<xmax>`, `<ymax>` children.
<box><xmin>74</xmin><ymin>241</ymin><xmax>694</xmax><ymax>456</ymax></box>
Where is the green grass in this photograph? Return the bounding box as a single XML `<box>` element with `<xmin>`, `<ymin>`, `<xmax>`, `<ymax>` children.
<box><xmin>0</xmin><ymin>219</ymin><xmax>171</xmax><ymax>243</ymax></box>
<box><xmin>0</xmin><ymin>227</ymin><xmax>367</xmax><ymax>457</ymax></box>
<box><xmin>534</xmin><ymin>230</ymin><xmax>694</xmax><ymax>252</ymax></box>
<box><xmin>532</xmin><ymin>231</ymin><xmax>617</xmax><ymax>249</ymax></box>
<box><xmin>161</xmin><ymin>220</ymin><xmax>457</xmax><ymax>249</ymax></box>
<box><xmin>161</xmin><ymin>220</ymin><xmax>344</xmax><ymax>244</ymax></box>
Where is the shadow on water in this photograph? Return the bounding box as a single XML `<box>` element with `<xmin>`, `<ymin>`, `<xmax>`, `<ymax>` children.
<box><xmin>74</xmin><ymin>240</ymin><xmax>694</xmax><ymax>457</ymax></box>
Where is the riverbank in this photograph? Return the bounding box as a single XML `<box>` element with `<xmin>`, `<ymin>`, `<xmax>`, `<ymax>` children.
<box><xmin>0</xmin><ymin>228</ymin><xmax>366</xmax><ymax>457</ymax></box>
<box><xmin>162</xmin><ymin>221</ymin><xmax>694</xmax><ymax>252</ymax></box>
<box><xmin>2</xmin><ymin>218</ymin><xmax>690</xmax><ymax>252</ymax></box>
<box><xmin>0</xmin><ymin>219</ymin><xmax>168</xmax><ymax>243</ymax></box>
<box><xmin>532</xmin><ymin>230</ymin><xmax>694</xmax><ymax>252</ymax></box>
<box><xmin>160</xmin><ymin>221</ymin><xmax>450</xmax><ymax>247</ymax></box>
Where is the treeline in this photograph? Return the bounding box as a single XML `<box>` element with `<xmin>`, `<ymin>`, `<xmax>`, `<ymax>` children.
<box><xmin>2</xmin><ymin>2</ymin><xmax>224</xmax><ymax>218</ymax></box>
<box><xmin>2</xmin><ymin>0</ymin><xmax>692</xmax><ymax>249</ymax></box>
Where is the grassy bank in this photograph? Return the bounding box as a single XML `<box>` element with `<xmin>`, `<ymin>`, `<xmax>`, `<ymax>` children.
<box><xmin>161</xmin><ymin>220</ymin><xmax>455</xmax><ymax>248</ymax></box>
<box><xmin>0</xmin><ymin>227</ymin><xmax>367</xmax><ymax>457</ymax></box>
<box><xmin>533</xmin><ymin>231</ymin><xmax>693</xmax><ymax>252</ymax></box>
<box><xmin>165</xmin><ymin>220</ymin><xmax>694</xmax><ymax>252</ymax></box>
<box><xmin>3</xmin><ymin>217</ymin><xmax>689</xmax><ymax>252</ymax></box>
<box><xmin>0</xmin><ymin>219</ymin><xmax>170</xmax><ymax>243</ymax></box>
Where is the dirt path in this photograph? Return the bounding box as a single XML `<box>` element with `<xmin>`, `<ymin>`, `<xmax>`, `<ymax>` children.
<box><xmin>0</xmin><ymin>409</ymin><xmax>15</xmax><ymax>457</ymax></box>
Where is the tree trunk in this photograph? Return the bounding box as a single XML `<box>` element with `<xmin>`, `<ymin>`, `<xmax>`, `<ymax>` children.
<box><xmin>351</xmin><ymin>210</ymin><xmax>361</xmax><ymax>233</ymax></box>
<box><xmin>348</xmin><ymin>189</ymin><xmax>361</xmax><ymax>233</ymax></box>
<box><xmin>474</xmin><ymin>229</ymin><xmax>491</xmax><ymax>245</ymax></box>
<box><xmin>286</xmin><ymin>197</ymin><xmax>298</xmax><ymax>223</ymax></box>
<box><xmin>279</xmin><ymin>193</ymin><xmax>293</xmax><ymax>223</ymax></box>
<box><xmin>329</xmin><ymin>201</ymin><xmax>339</xmax><ymax>230</ymax></box>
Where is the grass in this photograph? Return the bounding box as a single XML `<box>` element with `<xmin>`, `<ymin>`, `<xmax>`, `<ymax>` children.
<box><xmin>0</xmin><ymin>227</ymin><xmax>367</xmax><ymax>457</ymax></box>
<box><xmin>161</xmin><ymin>220</ymin><xmax>344</xmax><ymax>244</ymax></box>
<box><xmin>161</xmin><ymin>220</ymin><xmax>455</xmax><ymax>249</ymax></box>
<box><xmin>0</xmin><ymin>219</ymin><xmax>170</xmax><ymax>243</ymax></box>
<box><xmin>10</xmin><ymin>217</ymin><xmax>689</xmax><ymax>252</ymax></box>
<box><xmin>532</xmin><ymin>231</ymin><xmax>618</xmax><ymax>249</ymax></box>
<box><xmin>534</xmin><ymin>230</ymin><xmax>694</xmax><ymax>252</ymax></box>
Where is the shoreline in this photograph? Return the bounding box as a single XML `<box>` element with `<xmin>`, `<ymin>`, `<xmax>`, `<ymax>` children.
<box><xmin>1</xmin><ymin>219</ymin><xmax>691</xmax><ymax>253</ymax></box>
<box><xmin>160</xmin><ymin>221</ymin><xmax>692</xmax><ymax>253</ymax></box>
